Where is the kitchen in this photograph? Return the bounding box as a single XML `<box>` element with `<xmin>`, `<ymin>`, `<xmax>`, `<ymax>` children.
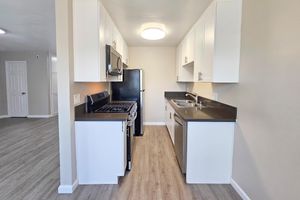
<box><xmin>0</xmin><ymin>0</ymin><xmax>299</xmax><ymax>199</ymax></box>
<box><xmin>68</xmin><ymin>0</ymin><xmax>241</xmax><ymax>192</ymax></box>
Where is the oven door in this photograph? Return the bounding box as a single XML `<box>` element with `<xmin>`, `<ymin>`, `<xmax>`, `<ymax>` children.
<box><xmin>127</xmin><ymin>120</ymin><xmax>135</xmax><ymax>170</ymax></box>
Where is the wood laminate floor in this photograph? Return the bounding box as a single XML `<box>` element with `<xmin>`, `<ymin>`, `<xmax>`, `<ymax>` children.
<box><xmin>0</xmin><ymin>117</ymin><xmax>241</xmax><ymax>200</ymax></box>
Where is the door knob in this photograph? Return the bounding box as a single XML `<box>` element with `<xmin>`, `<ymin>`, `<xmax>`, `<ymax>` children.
<box><xmin>21</xmin><ymin>92</ymin><xmax>26</xmax><ymax>95</ymax></box>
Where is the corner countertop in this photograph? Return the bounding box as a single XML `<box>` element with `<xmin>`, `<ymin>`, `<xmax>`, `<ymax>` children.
<box><xmin>75</xmin><ymin>103</ymin><xmax>130</xmax><ymax>121</ymax></box>
<box><xmin>165</xmin><ymin>91</ymin><xmax>237</xmax><ymax>122</ymax></box>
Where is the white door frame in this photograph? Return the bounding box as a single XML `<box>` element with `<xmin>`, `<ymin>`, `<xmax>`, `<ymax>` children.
<box><xmin>5</xmin><ymin>61</ymin><xmax>29</xmax><ymax>117</ymax></box>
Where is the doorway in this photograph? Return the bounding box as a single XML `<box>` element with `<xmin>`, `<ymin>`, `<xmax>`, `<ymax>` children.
<box><xmin>5</xmin><ymin>61</ymin><xmax>29</xmax><ymax>117</ymax></box>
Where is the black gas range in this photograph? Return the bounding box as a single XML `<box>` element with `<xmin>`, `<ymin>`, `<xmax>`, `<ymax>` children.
<box><xmin>87</xmin><ymin>92</ymin><xmax>136</xmax><ymax>114</ymax></box>
<box><xmin>94</xmin><ymin>102</ymin><xmax>133</xmax><ymax>113</ymax></box>
<box><xmin>86</xmin><ymin>91</ymin><xmax>136</xmax><ymax>170</ymax></box>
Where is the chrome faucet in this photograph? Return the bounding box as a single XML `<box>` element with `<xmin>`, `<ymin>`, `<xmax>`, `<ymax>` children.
<box><xmin>185</xmin><ymin>93</ymin><xmax>203</xmax><ymax>108</ymax></box>
<box><xmin>185</xmin><ymin>93</ymin><xmax>198</xmax><ymax>102</ymax></box>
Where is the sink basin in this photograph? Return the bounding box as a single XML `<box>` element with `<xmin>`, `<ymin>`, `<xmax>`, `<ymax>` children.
<box><xmin>171</xmin><ymin>99</ymin><xmax>196</xmax><ymax>108</ymax></box>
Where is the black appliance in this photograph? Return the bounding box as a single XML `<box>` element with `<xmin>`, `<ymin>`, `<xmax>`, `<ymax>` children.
<box><xmin>111</xmin><ymin>69</ymin><xmax>144</xmax><ymax>136</ymax></box>
<box><xmin>106</xmin><ymin>45</ymin><xmax>123</xmax><ymax>76</ymax></box>
<box><xmin>86</xmin><ymin>91</ymin><xmax>137</xmax><ymax>170</ymax></box>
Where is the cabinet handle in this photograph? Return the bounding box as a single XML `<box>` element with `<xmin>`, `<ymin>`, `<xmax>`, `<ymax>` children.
<box><xmin>169</xmin><ymin>113</ymin><xmax>172</xmax><ymax>119</ymax></box>
<box><xmin>185</xmin><ymin>56</ymin><xmax>188</xmax><ymax>64</ymax></box>
<box><xmin>198</xmin><ymin>72</ymin><xmax>203</xmax><ymax>81</ymax></box>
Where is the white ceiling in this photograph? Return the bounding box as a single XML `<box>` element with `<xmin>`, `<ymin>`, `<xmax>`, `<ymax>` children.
<box><xmin>101</xmin><ymin>0</ymin><xmax>213</xmax><ymax>46</ymax></box>
<box><xmin>0</xmin><ymin>0</ymin><xmax>212</xmax><ymax>52</ymax></box>
<box><xmin>0</xmin><ymin>0</ymin><xmax>56</xmax><ymax>52</ymax></box>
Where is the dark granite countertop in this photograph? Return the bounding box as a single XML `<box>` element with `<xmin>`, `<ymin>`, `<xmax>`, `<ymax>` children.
<box><xmin>75</xmin><ymin>102</ymin><xmax>134</xmax><ymax>121</ymax></box>
<box><xmin>165</xmin><ymin>91</ymin><xmax>237</xmax><ymax>122</ymax></box>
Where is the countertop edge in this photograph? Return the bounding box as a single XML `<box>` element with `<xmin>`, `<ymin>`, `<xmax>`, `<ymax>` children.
<box><xmin>74</xmin><ymin>103</ymin><xmax>129</xmax><ymax>121</ymax></box>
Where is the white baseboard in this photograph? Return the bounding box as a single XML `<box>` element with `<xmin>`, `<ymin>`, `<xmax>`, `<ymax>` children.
<box><xmin>51</xmin><ymin>113</ymin><xmax>58</xmax><ymax>116</ymax></box>
<box><xmin>27</xmin><ymin>115</ymin><xmax>52</xmax><ymax>118</ymax></box>
<box><xmin>58</xmin><ymin>179</ymin><xmax>78</xmax><ymax>194</ymax></box>
<box><xmin>0</xmin><ymin>115</ymin><xmax>9</xmax><ymax>119</ymax></box>
<box><xmin>231</xmin><ymin>178</ymin><xmax>251</xmax><ymax>200</ymax></box>
<box><xmin>144</xmin><ymin>122</ymin><xmax>166</xmax><ymax>126</ymax></box>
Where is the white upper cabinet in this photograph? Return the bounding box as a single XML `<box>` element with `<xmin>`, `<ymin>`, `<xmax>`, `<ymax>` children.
<box><xmin>194</xmin><ymin>0</ymin><xmax>242</xmax><ymax>83</ymax></box>
<box><xmin>177</xmin><ymin>0</ymin><xmax>242</xmax><ymax>83</ymax></box>
<box><xmin>182</xmin><ymin>29</ymin><xmax>195</xmax><ymax>66</ymax></box>
<box><xmin>73</xmin><ymin>0</ymin><xmax>128</xmax><ymax>82</ymax></box>
<box><xmin>176</xmin><ymin>28</ymin><xmax>195</xmax><ymax>82</ymax></box>
<box><xmin>176</xmin><ymin>42</ymin><xmax>194</xmax><ymax>82</ymax></box>
<box><xmin>73</xmin><ymin>0</ymin><xmax>104</xmax><ymax>82</ymax></box>
<box><xmin>122</xmin><ymin>39</ymin><xmax>129</xmax><ymax>65</ymax></box>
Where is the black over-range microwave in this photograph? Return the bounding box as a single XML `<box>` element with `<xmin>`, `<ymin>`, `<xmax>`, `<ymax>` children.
<box><xmin>106</xmin><ymin>45</ymin><xmax>123</xmax><ymax>76</ymax></box>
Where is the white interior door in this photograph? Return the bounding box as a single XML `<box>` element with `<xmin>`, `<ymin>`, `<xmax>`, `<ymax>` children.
<box><xmin>5</xmin><ymin>61</ymin><xmax>29</xmax><ymax>117</ymax></box>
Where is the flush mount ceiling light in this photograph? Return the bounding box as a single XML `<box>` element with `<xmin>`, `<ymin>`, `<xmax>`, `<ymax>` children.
<box><xmin>140</xmin><ymin>23</ymin><xmax>166</xmax><ymax>40</ymax></box>
<box><xmin>0</xmin><ymin>28</ymin><xmax>6</xmax><ymax>35</ymax></box>
<box><xmin>51</xmin><ymin>56</ymin><xmax>58</xmax><ymax>62</ymax></box>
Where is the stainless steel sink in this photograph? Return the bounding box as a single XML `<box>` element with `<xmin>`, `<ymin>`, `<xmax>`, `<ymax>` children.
<box><xmin>171</xmin><ymin>99</ymin><xmax>196</xmax><ymax>108</ymax></box>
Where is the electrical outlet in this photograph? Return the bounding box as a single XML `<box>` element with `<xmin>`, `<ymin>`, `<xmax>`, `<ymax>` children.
<box><xmin>74</xmin><ymin>94</ymin><xmax>81</xmax><ymax>105</ymax></box>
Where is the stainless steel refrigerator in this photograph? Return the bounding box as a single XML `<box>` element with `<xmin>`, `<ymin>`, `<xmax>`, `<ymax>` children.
<box><xmin>111</xmin><ymin>69</ymin><xmax>144</xmax><ymax>136</ymax></box>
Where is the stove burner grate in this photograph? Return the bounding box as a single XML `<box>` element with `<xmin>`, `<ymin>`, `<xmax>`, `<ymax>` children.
<box><xmin>94</xmin><ymin>103</ymin><xmax>133</xmax><ymax>113</ymax></box>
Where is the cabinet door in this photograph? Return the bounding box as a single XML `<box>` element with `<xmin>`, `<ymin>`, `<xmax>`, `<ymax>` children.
<box><xmin>181</xmin><ymin>29</ymin><xmax>195</xmax><ymax>65</ymax></box>
<box><xmin>203</xmin><ymin>2</ymin><xmax>216</xmax><ymax>81</ymax></box>
<box><xmin>111</xmin><ymin>23</ymin><xmax>123</xmax><ymax>54</ymax></box>
<box><xmin>169</xmin><ymin>107</ymin><xmax>175</xmax><ymax>144</ymax></box>
<box><xmin>73</xmin><ymin>0</ymin><xmax>102</xmax><ymax>82</ymax></box>
<box><xmin>194</xmin><ymin>18</ymin><xmax>205</xmax><ymax>82</ymax></box>
<box><xmin>118</xmin><ymin>34</ymin><xmax>124</xmax><ymax>55</ymax></box>
<box><xmin>104</xmin><ymin>8</ymin><xmax>113</xmax><ymax>46</ymax></box>
<box><xmin>166</xmin><ymin>104</ymin><xmax>172</xmax><ymax>134</ymax></box>
<box><xmin>181</xmin><ymin>37</ymin><xmax>188</xmax><ymax>65</ymax></box>
<box><xmin>165</xmin><ymin>102</ymin><xmax>169</xmax><ymax>127</ymax></box>
<box><xmin>122</xmin><ymin>41</ymin><xmax>129</xmax><ymax>64</ymax></box>
<box><xmin>165</xmin><ymin>102</ymin><xmax>175</xmax><ymax>144</ymax></box>
<box><xmin>194</xmin><ymin>2</ymin><xmax>215</xmax><ymax>82</ymax></box>
<box><xmin>186</xmin><ymin>29</ymin><xmax>195</xmax><ymax>64</ymax></box>
<box><xmin>176</xmin><ymin>43</ymin><xmax>183</xmax><ymax>81</ymax></box>
<box><xmin>99</xmin><ymin>3</ymin><xmax>107</xmax><ymax>81</ymax></box>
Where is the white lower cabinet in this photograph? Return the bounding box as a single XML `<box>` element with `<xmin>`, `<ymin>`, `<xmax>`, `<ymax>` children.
<box><xmin>186</xmin><ymin>122</ymin><xmax>235</xmax><ymax>184</ymax></box>
<box><xmin>165</xmin><ymin>100</ymin><xmax>235</xmax><ymax>183</ymax></box>
<box><xmin>165</xmin><ymin>101</ymin><xmax>175</xmax><ymax>144</ymax></box>
<box><xmin>75</xmin><ymin>121</ymin><xmax>127</xmax><ymax>184</ymax></box>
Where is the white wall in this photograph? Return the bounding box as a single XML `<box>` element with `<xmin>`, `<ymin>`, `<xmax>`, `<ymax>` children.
<box><xmin>129</xmin><ymin>47</ymin><xmax>186</xmax><ymax>123</ymax></box>
<box><xmin>55</xmin><ymin>0</ymin><xmax>108</xmax><ymax>193</ymax></box>
<box><xmin>73</xmin><ymin>82</ymin><xmax>108</xmax><ymax>105</ymax></box>
<box><xmin>0</xmin><ymin>51</ymin><xmax>51</xmax><ymax>116</ymax></box>
<box><xmin>187</xmin><ymin>0</ymin><xmax>300</xmax><ymax>199</ymax></box>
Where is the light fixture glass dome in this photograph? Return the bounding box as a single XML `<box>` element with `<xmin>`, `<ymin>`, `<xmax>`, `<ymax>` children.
<box><xmin>141</xmin><ymin>27</ymin><xmax>166</xmax><ymax>40</ymax></box>
<box><xmin>0</xmin><ymin>28</ymin><xmax>6</xmax><ymax>34</ymax></box>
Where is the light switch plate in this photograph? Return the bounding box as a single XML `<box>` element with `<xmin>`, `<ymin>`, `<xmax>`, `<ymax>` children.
<box><xmin>74</xmin><ymin>94</ymin><xmax>81</xmax><ymax>105</ymax></box>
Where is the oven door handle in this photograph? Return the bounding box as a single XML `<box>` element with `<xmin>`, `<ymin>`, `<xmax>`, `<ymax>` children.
<box><xmin>132</xmin><ymin>111</ymin><xmax>137</xmax><ymax>121</ymax></box>
<box><xmin>127</xmin><ymin>112</ymin><xmax>137</xmax><ymax>127</ymax></box>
